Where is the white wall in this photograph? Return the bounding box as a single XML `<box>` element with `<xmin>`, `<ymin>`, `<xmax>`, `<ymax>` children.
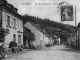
<box><xmin>24</xmin><ymin>22</ymin><xmax>45</xmax><ymax>47</ymax></box>
<box><xmin>24</xmin><ymin>22</ymin><xmax>40</xmax><ymax>47</ymax></box>
<box><xmin>2</xmin><ymin>10</ymin><xmax>23</xmax><ymax>48</ymax></box>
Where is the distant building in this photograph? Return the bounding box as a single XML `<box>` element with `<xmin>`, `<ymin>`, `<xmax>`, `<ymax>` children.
<box><xmin>24</xmin><ymin>21</ymin><xmax>52</xmax><ymax>48</ymax></box>
<box><xmin>77</xmin><ymin>22</ymin><xmax>80</xmax><ymax>47</ymax></box>
<box><xmin>24</xmin><ymin>21</ymin><xmax>44</xmax><ymax>48</ymax></box>
<box><xmin>67</xmin><ymin>34</ymin><xmax>76</xmax><ymax>47</ymax></box>
<box><xmin>0</xmin><ymin>0</ymin><xmax>23</xmax><ymax>48</ymax></box>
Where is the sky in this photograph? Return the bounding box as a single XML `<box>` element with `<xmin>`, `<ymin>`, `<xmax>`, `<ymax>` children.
<box><xmin>7</xmin><ymin>0</ymin><xmax>80</xmax><ymax>26</ymax></box>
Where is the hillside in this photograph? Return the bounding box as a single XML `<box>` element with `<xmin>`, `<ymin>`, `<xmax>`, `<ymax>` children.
<box><xmin>22</xmin><ymin>14</ymin><xmax>76</xmax><ymax>37</ymax></box>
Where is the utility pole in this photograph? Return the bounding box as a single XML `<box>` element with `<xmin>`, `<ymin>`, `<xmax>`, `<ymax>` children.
<box><xmin>75</xmin><ymin>5</ymin><xmax>78</xmax><ymax>50</ymax></box>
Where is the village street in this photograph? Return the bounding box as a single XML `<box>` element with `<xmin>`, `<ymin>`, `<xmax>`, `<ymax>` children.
<box><xmin>2</xmin><ymin>45</ymin><xmax>80</xmax><ymax>60</ymax></box>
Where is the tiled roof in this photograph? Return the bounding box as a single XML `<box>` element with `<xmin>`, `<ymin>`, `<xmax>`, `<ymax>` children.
<box><xmin>28</xmin><ymin>21</ymin><xmax>42</xmax><ymax>32</ymax></box>
<box><xmin>0</xmin><ymin>0</ymin><xmax>23</xmax><ymax>21</ymax></box>
<box><xmin>23</xmin><ymin>26</ymin><xmax>31</xmax><ymax>32</ymax></box>
<box><xmin>27</xmin><ymin>21</ymin><xmax>49</xmax><ymax>36</ymax></box>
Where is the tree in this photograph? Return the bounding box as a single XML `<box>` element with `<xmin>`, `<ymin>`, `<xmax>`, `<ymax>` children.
<box><xmin>27</xmin><ymin>33</ymin><xmax>35</xmax><ymax>49</ymax></box>
<box><xmin>23</xmin><ymin>28</ymin><xmax>35</xmax><ymax>49</ymax></box>
<box><xmin>0</xmin><ymin>28</ymin><xmax>9</xmax><ymax>42</ymax></box>
<box><xmin>30</xmin><ymin>33</ymin><xmax>35</xmax><ymax>42</ymax></box>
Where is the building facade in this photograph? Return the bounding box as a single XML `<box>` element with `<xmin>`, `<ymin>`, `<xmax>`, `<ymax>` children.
<box><xmin>24</xmin><ymin>22</ymin><xmax>45</xmax><ymax>48</ymax></box>
<box><xmin>24</xmin><ymin>21</ymin><xmax>54</xmax><ymax>48</ymax></box>
<box><xmin>0</xmin><ymin>0</ymin><xmax>23</xmax><ymax>48</ymax></box>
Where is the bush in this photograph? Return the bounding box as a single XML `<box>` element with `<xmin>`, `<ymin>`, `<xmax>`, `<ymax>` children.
<box><xmin>9</xmin><ymin>41</ymin><xmax>17</xmax><ymax>48</ymax></box>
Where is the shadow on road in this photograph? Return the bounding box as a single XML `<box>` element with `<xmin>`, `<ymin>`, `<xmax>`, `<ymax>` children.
<box><xmin>59</xmin><ymin>46</ymin><xmax>80</xmax><ymax>53</ymax></box>
<box><xmin>43</xmin><ymin>45</ymin><xmax>80</xmax><ymax>54</ymax></box>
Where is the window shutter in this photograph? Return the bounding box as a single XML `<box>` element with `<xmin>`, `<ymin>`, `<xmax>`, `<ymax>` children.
<box><xmin>6</xmin><ymin>15</ymin><xmax>8</xmax><ymax>26</ymax></box>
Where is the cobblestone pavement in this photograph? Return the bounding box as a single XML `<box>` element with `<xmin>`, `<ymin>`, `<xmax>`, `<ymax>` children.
<box><xmin>2</xmin><ymin>45</ymin><xmax>80</xmax><ymax>60</ymax></box>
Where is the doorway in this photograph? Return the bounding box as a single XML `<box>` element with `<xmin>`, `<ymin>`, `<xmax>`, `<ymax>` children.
<box><xmin>18</xmin><ymin>35</ymin><xmax>21</xmax><ymax>46</ymax></box>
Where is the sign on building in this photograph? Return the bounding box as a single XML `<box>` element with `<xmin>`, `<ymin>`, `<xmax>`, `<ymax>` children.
<box><xmin>60</xmin><ymin>5</ymin><xmax>73</xmax><ymax>21</ymax></box>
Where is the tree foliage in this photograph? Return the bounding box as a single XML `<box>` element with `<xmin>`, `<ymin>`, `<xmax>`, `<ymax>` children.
<box><xmin>30</xmin><ymin>33</ymin><xmax>35</xmax><ymax>42</ymax></box>
<box><xmin>0</xmin><ymin>28</ymin><xmax>9</xmax><ymax>42</ymax></box>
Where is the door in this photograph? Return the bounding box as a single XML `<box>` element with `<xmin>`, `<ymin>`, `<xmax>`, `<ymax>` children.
<box><xmin>18</xmin><ymin>35</ymin><xmax>21</xmax><ymax>46</ymax></box>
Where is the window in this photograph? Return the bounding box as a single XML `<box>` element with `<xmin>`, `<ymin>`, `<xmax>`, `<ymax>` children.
<box><xmin>14</xmin><ymin>19</ymin><xmax>16</xmax><ymax>28</ymax></box>
<box><xmin>18</xmin><ymin>35</ymin><xmax>21</xmax><ymax>46</ymax></box>
<box><xmin>17</xmin><ymin>20</ymin><xmax>19</xmax><ymax>30</ymax></box>
<box><xmin>21</xmin><ymin>21</ymin><xmax>23</xmax><ymax>29</ymax></box>
<box><xmin>6</xmin><ymin>15</ymin><xmax>10</xmax><ymax>27</ymax></box>
<box><xmin>12</xmin><ymin>18</ymin><xmax>16</xmax><ymax>28</ymax></box>
<box><xmin>12</xmin><ymin>18</ymin><xmax>14</xmax><ymax>28</ymax></box>
<box><xmin>10</xmin><ymin>18</ymin><xmax>12</xmax><ymax>28</ymax></box>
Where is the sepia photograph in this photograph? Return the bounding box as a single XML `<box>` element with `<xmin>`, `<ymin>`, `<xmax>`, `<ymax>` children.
<box><xmin>0</xmin><ymin>0</ymin><xmax>80</xmax><ymax>60</ymax></box>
